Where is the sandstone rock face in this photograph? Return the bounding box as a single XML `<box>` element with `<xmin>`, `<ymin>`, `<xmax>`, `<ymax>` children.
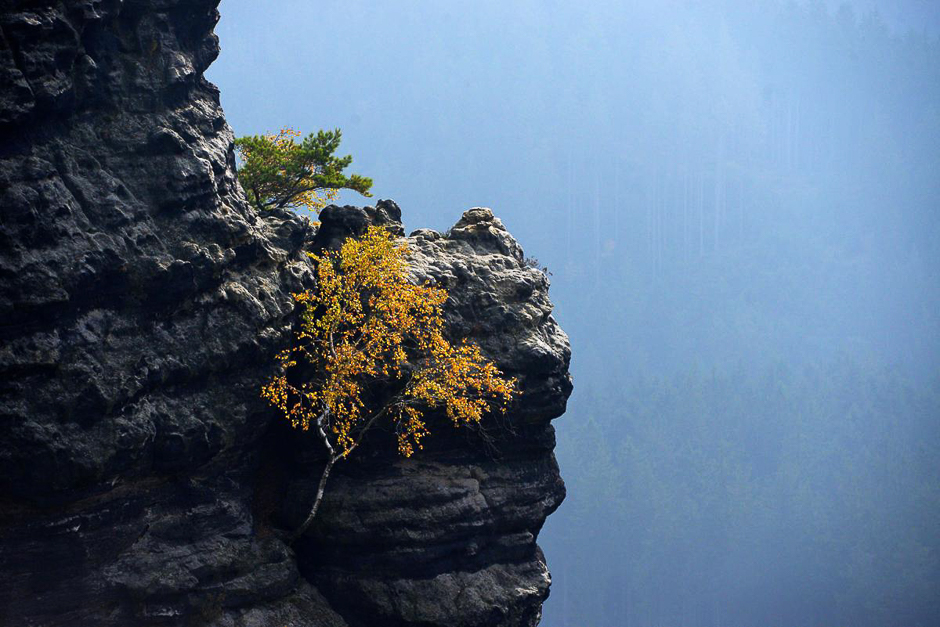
<box><xmin>0</xmin><ymin>2</ymin><xmax>571</xmax><ymax>626</ymax></box>
<box><xmin>289</xmin><ymin>203</ymin><xmax>571</xmax><ymax>627</ymax></box>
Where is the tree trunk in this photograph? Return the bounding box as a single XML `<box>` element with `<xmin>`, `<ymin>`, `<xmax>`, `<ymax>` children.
<box><xmin>292</xmin><ymin>455</ymin><xmax>336</xmax><ymax>542</ymax></box>
<box><xmin>291</xmin><ymin>408</ymin><xmax>337</xmax><ymax>542</ymax></box>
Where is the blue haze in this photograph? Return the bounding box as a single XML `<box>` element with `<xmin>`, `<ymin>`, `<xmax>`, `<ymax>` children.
<box><xmin>209</xmin><ymin>1</ymin><xmax>940</xmax><ymax>625</ymax></box>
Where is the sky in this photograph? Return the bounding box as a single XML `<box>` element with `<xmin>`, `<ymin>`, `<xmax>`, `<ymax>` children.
<box><xmin>827</xmin><ymin>0</ymin><xmax>940</xmax><ymax>34</ymax></box>
<box><xmin>207</xmin><ymin>2</ymin><xmax>940</xmax><ymax>625</ymax></box>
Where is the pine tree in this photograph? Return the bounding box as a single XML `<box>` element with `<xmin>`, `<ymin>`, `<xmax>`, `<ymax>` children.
<box><xmin>235</xmin><ymin>128</ymin><xmax>372</xmax><ymax>214</ymax></box>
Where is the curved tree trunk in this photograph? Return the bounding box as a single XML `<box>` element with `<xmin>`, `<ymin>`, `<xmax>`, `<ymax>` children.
<box><xmin>291</xmin><ymin>409</ymin><xmax>336</xmax><ymax>542</ymax></box>
<box><xmin>292</xmin><ymin>455</ymin><xmax>336</xmax><ymax>542</ymax></box>
<box><xmin>289</xmin><ymin>404</ymin><xmax>392</xmax><ymax>542</ymax></box>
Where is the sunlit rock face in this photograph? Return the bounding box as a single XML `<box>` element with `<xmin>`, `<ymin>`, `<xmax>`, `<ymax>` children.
<box><xmin>289</xmin><ymin>203</ymin><xmax>572</xmax><ymax>627</ymax></box>
<box><xmin>0</xmin><ymin>1</ymin><xmax>571</xmax><ymax>626</ymax></box>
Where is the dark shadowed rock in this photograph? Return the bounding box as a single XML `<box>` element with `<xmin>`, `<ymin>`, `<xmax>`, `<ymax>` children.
<box><xmin>0</xmin><ymin>1</ymin><xmax>571</xmax><ymax>626</ymax></box>
<box><xmin>313</xmin><ymin>199</ymin><xmax>405</xmax><ymax>251</ymax></box>
<box><xmin>286</xmin><ymin>206</ymin><xmax>571</xmax><ymax>627</ymax></box>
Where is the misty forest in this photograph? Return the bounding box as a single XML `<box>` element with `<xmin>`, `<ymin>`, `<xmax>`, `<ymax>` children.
<box><xmin>209</xmin><ymin>1</ymin><xmax>940</xmax><ymax>626</ymax></box>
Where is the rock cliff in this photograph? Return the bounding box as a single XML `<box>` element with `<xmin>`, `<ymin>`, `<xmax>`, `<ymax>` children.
<box><xmin>0</xmin><ymin>1</ymin><xmax>572</xmax><ymax>626</ymax></box>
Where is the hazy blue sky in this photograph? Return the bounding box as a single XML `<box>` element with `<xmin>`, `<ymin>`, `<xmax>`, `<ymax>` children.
<box><xmin>827</xmin><ymin>0</ymin><xmax>940</xmax><ymax>33</ymax></box>
<box><xmin>208</xmin><ymin>2</ymin><xmax>940</xmax><ymax>625</ymax></box>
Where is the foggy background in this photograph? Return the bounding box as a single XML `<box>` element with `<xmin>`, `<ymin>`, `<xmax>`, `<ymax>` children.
<box><xmin>208</xmin><ymin>1</ymin><xmax>940</xmax><ymax>625</ymax></box>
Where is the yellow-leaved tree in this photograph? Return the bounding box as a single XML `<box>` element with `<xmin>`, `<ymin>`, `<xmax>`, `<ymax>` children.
<box><xmin>262</xmin><ymin>226</ymin><xmax>516</xmax><ymax>540</ymax></box>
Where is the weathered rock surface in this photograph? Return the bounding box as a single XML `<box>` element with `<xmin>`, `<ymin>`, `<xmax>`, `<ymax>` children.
<box><xmin>0</xmin><ymin>1</ymin><xmax>571</xmax><ymax>626</ymax></box>
<box><xmin>285</xmin><ymin>203</ymin><xmax>571</xmax><ymax>627</ymax></box>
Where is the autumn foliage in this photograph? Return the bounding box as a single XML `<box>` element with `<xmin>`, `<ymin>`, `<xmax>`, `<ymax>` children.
<box><xmin>262</xmin><ymin>226</ymin><xmax>516</xmax><ymax>538</ymax></box>
<box><xmin>234</xmin><ymin>128</ymin><xmax>372</xmax><ymax>214</ymax></box>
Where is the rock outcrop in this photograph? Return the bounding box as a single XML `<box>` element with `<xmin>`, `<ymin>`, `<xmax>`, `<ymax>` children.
<box><xmin>0</xmin><ymin>2</ymin><xmax>571</xmax><ymax>626</ymax></box>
